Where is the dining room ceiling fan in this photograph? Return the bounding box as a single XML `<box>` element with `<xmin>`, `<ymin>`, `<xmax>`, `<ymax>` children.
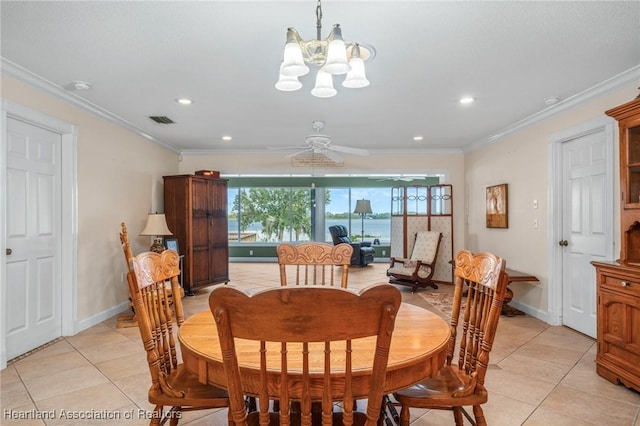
<box><xmin>270</xmin><ymin>121</ymin><xmax>369</xmax><ymax>163</ymax></box>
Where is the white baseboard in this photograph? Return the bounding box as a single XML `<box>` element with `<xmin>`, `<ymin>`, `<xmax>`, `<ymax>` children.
<box><xmin>509</xmin><ymin>300</ymin><xmax>555</xmax><ymax>325</ymax></box>
<box><xmin>73</xmin><ymin>302</ymin><xmax>130</xmax><ymax>334</ymax></box>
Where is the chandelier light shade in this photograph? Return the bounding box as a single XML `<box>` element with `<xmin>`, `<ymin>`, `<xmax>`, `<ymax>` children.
<box><xmin>275</xmin><ymin>63</ymin><xmax>304</xmax><ymax>91</ymax></box>
<box><xmin>276</xmin><ymin>0</ymin><xmax>374</xmax><ymax>98</ymax></box>
<box><xmin>311</xmin><ymin>69</ymin><xmax>337</xmax><ymax>98</ymax></box>
<box><xmin>342</xmin><ymin>44</ymin><xmax>370</xmax><ymax>88</ymax></box>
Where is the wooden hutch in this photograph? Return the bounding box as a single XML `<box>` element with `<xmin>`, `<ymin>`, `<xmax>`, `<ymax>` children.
<box><xmin>591</xmin><ymin>95</ymin><xmax>640</xmax><ymax>392</ymax></box>
<box><xmin>163</xmin><ymin>173</ymin><xmax>229</xmax><ymax>295</ymax></box>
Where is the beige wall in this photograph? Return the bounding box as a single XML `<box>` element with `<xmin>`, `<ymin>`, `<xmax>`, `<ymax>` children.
<box><xmin>1</xmin><ymin>76</ymin><xmax>179</xmax><ymax>323</ymax></box>
<box><xmin>464</xmin><ymin>84</ymin><xmax>638</xmax><ymax>314</ymax></box>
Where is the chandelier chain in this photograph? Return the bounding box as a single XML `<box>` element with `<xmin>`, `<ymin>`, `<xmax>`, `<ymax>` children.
<box><xmin>315</xmin><ymin>0</ymin><xmax>323</xmax><ymax>40</ymax></box>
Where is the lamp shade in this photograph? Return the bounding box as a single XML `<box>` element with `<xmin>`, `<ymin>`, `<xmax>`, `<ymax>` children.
<box><xmin>140</xmin><ymin>213</ymin><xmax>173</xmax><ymax>236</ymax></box>
<box><xmin>353</xmin><ymin>199</ymin><xmax>372</xmax><ymax>215</ymax></box>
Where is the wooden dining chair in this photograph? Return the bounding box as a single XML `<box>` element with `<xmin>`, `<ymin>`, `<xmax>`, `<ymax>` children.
<box><xmin>392</xmin><ymin>250</ymin><xmax>508</xmax><ymax>426</ymax></box>
<box><xmin>128</xmin><ymin>250</ymin><xmax>231</xmax><ymax>425</ymax></box>
<box><xmin>210</xmin><ymin>283</ymin><xmax>401</xmax><ymax>426</ymax></box>
<box><xmin>276</xmin><ymin>242</ymin><xmax>353</xmax><ymax>288</ymax></box>
<box><xmin>117</xmin><ymin>223</ymin><xmax>138</xmax><ymax>328</ymax></box>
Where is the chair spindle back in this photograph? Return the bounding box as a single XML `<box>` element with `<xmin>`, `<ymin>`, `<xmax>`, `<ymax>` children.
<box><xmin>276</xmin><ymin>242</ymin><xmax>353</xmax><ymax>288</ymax></box>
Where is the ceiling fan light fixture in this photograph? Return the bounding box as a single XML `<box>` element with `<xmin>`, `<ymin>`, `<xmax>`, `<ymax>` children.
<box><xmin>276</xmin><ymin>0</ymin><xmax>373</xmax><ymax>96</ymax></box>
<box><xmin>311</xmin><ymin>69</ymin><xmax>337</xmax><ymax>98</ymax></box>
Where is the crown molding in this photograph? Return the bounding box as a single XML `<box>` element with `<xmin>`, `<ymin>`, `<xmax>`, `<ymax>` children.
<box><xmin>4</xmin><ymin>56</ymin><xmax>638</xmax><ymax>157</ymax></box>
<box><xmin>180</xmin><ymin>147</ymin><xmax>463</xmax><ymax>156</ymax></box>
<box><xmin>465</xmin><ymin>64</ymin><xmax>640</xmax><ymax>153</ymax></box>
<box><xmin>1</xmin><ymin>58</ymin><xmax>181</xmax><ymax>154</ymax></box>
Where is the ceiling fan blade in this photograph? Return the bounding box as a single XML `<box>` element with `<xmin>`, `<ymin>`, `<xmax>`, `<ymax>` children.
<box><xmin>268</xmin><ymin>146</ymin><xmax>307</xmax><ymax>151</ymax></box>
<box><xmin>328</xmin><ymin>144</ymin><xmax>369</xmax><ymax>156</ymax></box>
<box><xmin>321</xmin><ymin>149</ymin><xmax>344</xmax><ymax>163</ymax></box>
<box><xmin>284</xmin><ymin>148</ymin><xmax>313</xmax><ymax>158</ymax></box>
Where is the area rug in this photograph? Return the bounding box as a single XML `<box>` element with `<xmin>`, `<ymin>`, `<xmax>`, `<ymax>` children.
<box><xmin>418</xmin><ymin>291</ymin><xmax>464</xmax><ymax>319</ymax></box>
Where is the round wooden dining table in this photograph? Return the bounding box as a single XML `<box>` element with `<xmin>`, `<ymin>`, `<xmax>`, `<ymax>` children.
<box><xmin>179</xmin><ymin>301</ymin><xmax>451</xmax><ymax>400</ymax></box>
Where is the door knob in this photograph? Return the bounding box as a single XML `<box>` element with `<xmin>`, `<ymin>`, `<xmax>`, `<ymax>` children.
<box><xmin>6</xmin><ymin>248</ymin><xmax>12</xmax><ymax>255</ymax></box>
<box><xmin>559</xmin><ymin>240</ymin><xmax>568</xmax><ymax>247</ymax></box>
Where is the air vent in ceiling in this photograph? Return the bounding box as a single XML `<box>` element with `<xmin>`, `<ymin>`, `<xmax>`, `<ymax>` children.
<box><xmin>149</xmin><ymin>116</ymin><xmax>174</xmax><ymax>124</ymax></box>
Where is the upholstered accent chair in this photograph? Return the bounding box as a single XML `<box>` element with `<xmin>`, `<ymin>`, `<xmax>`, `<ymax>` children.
<box><xmin>329</xmin><ymin>225</ymin><xmax>375</xmax><ymax>267</ymax></box>
<box><xmin>387</xmin><ymin>231</ymin><xmax>442</xmax><ymax>292</ymax></box>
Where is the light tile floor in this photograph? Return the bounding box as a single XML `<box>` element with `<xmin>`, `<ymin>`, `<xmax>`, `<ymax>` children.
<box><xmin>2</xmin><ymin>262</ymin><xmax>639</xmax><ymax>425</ymax></box>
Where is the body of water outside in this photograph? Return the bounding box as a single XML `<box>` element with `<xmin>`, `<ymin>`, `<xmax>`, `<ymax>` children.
<box><xmin>229</xmin><ymin>218</ymin><xmax>391</xmax><ymax>244</ymax></box>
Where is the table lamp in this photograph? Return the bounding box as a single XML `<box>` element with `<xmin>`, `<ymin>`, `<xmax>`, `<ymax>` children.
<box><xmin>353</xmin><ymin>199</ymin><xmax>372</xmax><ymax>242</ymax></box>
<box><xmin>140</xmin><ymin>212</ymin><xmax>173</xmax><ymax>253</ymax></box>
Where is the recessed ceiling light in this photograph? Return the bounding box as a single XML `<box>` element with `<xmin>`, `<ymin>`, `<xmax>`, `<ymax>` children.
<box><xmin>544</xmin><ymin>96</ymin><xmax>560</xmax><ymax>105</ymax></box>
<box><xmin>413</xmin><ymin>136</ymin><xmax>424</xmax><ymax>141</ymax></box>
<box><xmin>176</xmin><ymin>98</ymin><xmax>193</xmax><ymax>105</ymax></box>
<box><xmin>222</xmin><ymin>136</ymin><xmax>232</xmax><ymax>141</ymax></box>
<box><xmin>459</xmin><ymin>96</ymin><xmax>475</xmax><ymax>104</ymax></box>
<box><xmin>72</xmin><ymin>81</ymin><xmax>91</xmax><ymax>90</ymax></box>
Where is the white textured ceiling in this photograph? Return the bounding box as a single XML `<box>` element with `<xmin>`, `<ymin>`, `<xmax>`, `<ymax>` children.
<box><xmin>1</xmin><ymin>1</ymin><xmax>639</xmax><ymax>156</ymax></box>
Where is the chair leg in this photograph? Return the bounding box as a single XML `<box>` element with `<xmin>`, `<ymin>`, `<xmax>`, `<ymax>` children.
<box><xmin>151</xmin><ymin>405</ymin><xmax>162</xmax><ymax>426</ymax></box>
<box><xmin>398</xmin><ymin>403</ymin><xmax>410</xmax><ymax>426</ymax></box>
<box><xmin>169</xmin><ymin>413</ymin><xmax>179</xmax><ymax>426</ymax></box>
<box><xmin>453</xmin><ymin>407</ymin><xmax>464</xmax><ymax>426</ymax></box>
<box><xmin>472</xmin><ymin>405</ymin><xmax>486</xmax><ymax>426</ymax></box>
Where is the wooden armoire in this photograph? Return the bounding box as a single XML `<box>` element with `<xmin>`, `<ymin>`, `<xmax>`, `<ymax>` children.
<box><xmin>163</xmin><ymin>174</ymin><xmax>229</xmax><ymax>295</ymax></box>
<box><xmin>591</xmin><ymin>95</ymin><xmax>640</xmax><ymax>392</ymax></box>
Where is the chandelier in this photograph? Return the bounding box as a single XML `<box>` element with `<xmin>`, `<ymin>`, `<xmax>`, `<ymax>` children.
<box><xmin>275</xmin><ymin>0</ymin><xmax>375</xmax><ymax>98</ymax></box>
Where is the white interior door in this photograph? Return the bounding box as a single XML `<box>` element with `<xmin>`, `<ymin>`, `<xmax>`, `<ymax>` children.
<box><xmin>560</xmin><ymin>129</ymin><xmax>610</xmax><ymax>338</ymax></box>
<box><xmin>5</xmin><ymin>117</ymin><xmax>62</xmax><ymax>359</ymax></box>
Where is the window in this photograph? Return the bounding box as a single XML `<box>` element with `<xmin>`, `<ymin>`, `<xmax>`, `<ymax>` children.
<box><xmin>227</xmin><ymin>176</ymin><xmax>440</xmax><ymax>246</ymax></box>
<box><xmin>229</xmin><ymin>187</ymin><xmax>311</xmax><ymax>243</ymax></box>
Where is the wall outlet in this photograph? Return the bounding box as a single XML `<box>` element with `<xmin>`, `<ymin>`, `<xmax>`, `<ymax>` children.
<box><xmin>382</xmin><ymin>250</ymin><xmax>386</xmax><ymax>256</ymax></box>
<box><xmin>249</xmin><ymin>250</ymin><xmax>254</xmax><ymax>256</ymax></box>
<box><xmin>533</xmin><ymin>219</ymin><xmax>538</xmax><ymax>229</ymax></box>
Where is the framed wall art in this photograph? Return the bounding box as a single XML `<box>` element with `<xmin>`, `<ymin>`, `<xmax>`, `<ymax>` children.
<box><xmin>486</xmin><ymin>184</ymin><xmax>508</xmax><ymax>228</ymax></box>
